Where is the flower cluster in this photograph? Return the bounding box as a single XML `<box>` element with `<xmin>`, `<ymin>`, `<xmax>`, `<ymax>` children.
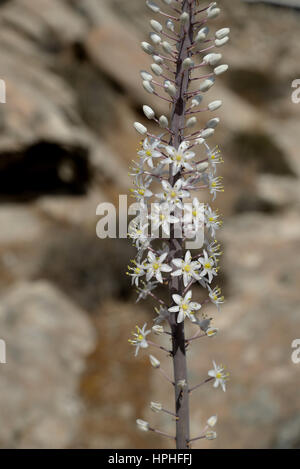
<box><xmin>126</xmin><ymin>0</ymin><xmax>230</xmax><ymax>448</ymax></box>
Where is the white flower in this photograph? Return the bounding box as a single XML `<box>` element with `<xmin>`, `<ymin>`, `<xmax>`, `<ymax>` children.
<box><xmin>165</xmin><ymin>142</ymin><xmax>195</xmax><ymax>175</ymax></box>
<box><xmin>129</xmin><ymin>323</ymin><xmax>151</xmax><ymax>356</ymax></box>
<box><xmin>208</xmin><ymin>174</ymin><xmax>224</xmax><ymax>201</ymax></box>
<box><xmin>205</xmin><ymin>239</ymin><xmax>223</xmax><ymax>262</ymax></box>
<box><xmin>145</xmin><ymin>251</ymin><xmax>172</xmax><ymax>283</ymax></box>
<box><xmin>206</xmin><ymin>327</ymin><xmax>219</xmax><ymax>337</ymax></box>
<box><xmin>148</xmin><ymin>202</ymin><xmax>179</xmax><ymax>236</ymax></box>
<box><xmin>135</xmin><ymin>280</ymin><xmax>158</xmax><ymax>302</ymax></box>
<box><xmin>152</xmin><ymin>325</ymin><xmax>164</xmax><ymax>335</ymax></box>
<box><xmin>205</xmin><ymin>205</ymin><xmax>222</xmax><ymax>238</ymax></box>
<box><xmin>138</xmin><ymin>138</ymin><xmax>162</xmax><ymax>168</ymax></box>
<box><xmin>208</xmin><ymin>285</ymin><xmax>224</xmax><ymax>310</ymax></box>
<box><xmin>168</xmin><ymin>290</ymin><xmax>201</xmax><ymax>323</ymax></box>
<box><xmin>128</xmin><ymin>219</ymin><xmax>149</xmax><ymax>249</ymax></box>
<box><xmin>136</xmin><ymin>419</ymin><xmax>150</xmax><ymax>432</ymax></box>
<box><xmin>157</xmin><ymin>179</ymin><xmax>189</xmax><ymax>208</ymax></box>
<box><xmin>171</xmin><ymin>250</ymin><xmax>201</xmax><ymax>287</ymax></box>
<box><xmin>130</xmin><ymin>179</ymin><xmax>153</xmax><ymax>200</ymax></box>
<box><xmin>206</xmin><ymin>145</ymin><xmax>223</xmax><ymax>173</ymax></box>
<box><xmin>184</xmin><ymin>197</ymin><xmax>205</xmax><ymax>231</ymax></box>
<box><xmin>198</xmin><ymin>249</ymin><xmax>218</xmax><ymax>283</ymax></box>
<box><xmin>127</xmin><ymin>261</ymin><xmax>146</xmax><ymax>286</ymax></box>
<box><xmin>208</xmin><ymin>361</ymin><xmax>229</xmax><ymax>392</ymax></box>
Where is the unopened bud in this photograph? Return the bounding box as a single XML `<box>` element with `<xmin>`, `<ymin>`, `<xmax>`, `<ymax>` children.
<box><xmin>182</xmin><ymin>58</ymin><xmax>194</xmax><ymax>69</ymax></box>
<box><xmin>206</xmin><ymin>117</ymin><xmax>220</xmax><ymax>129</ymax></box>
<box><xmin>151</xmin><ymin>63</ymin><xmax>163</xmax><ymax>76</ymax></box>
<box><xmin>203</xmin><ymin>53</ymin><xmax>222</xmax><ymax>66</ymax></box>
<box><xmin>162</xmin><ymin>41</ymin><xmax>173</xmax><ymax>55</ymax></box>
<box><xmin>215</xmin><ymin>37</ymin><xmax>229</xmax><ymax>47</ymax></box>
<box><xmin>200</xmin><ymin>128</ymin><xmax>215</xmax><ymax>138</ymax></box>
<box><xmin>143</xmin><ymin>80</ymin><xmax>155</xmax><ymax>94</ymax></box>
<box><xmin>152</xmin><ymin>325</ymin><xmax>164</xmax><ymax>335</ymax></box>
<box><xmin>141</xmin><ymin>41</ymin><xmax>155</xmax><ymax>55</ymax></box>
<box><xmin>180</xmin><ymin>12</ymin><xmax>189</xmax><ymax>24</ymax></box>
<box><xmin>150</xmin><ymin>19</ymin><xmax>163</xmax><ymax>33</ymax></box>
<box><xmin>199</xmin><ymin>77</ymin><xmax>215</xmax><ymax>92</ymax></box>
<box><xmin>159</xmin><ymin>115</ymin><xmax>169</xmax><ymax>128</ymax></box>
<box><xmin>146</xmin><ymin>0</ymin><xmax>160</xmax><ymax>13</ymax></box>
<box><xmin>216</xmin><ymin>28</ymin><xmax>230</xmax><ymax>39</ymax></box>
<box><xmin>191</xmin><ymin>95</ymin><xmax>203</xmax><ymax>108</ymax></box>
<box><xmin>186</xmin><ymin>117</ymin><xmax>197</xmax><ymax>128</ymax></box>
<box><xmin>207</xmin><ymin>415</ymin><xmax>218</xmax><ymax>427</ymax></box>
<box><xmin>164</xmin><ymin>81</ymin><xmax>176</xmax><ymax>97</ymax></box>
<box><xmin>166</xmin><ymin>19</ymin><xmax>175</xmax><ymax>32</ymax></box>
<box><xmin>205</xmin><ymin>430</ymin><xmax>217</xmax><ymax>440</ymax></box>
<box><xmin>134</xmin><ymin>122</ymin><xmax>147</xmax><ymax>135</ymax></box>
<box><xmin>136</xmin><ymin>419</ymin><xmax>150</xmax><ymax>432</ymax></box>
<box><xmin>140</xmin><ymin>70</ymin><xmax>152</xmax><ymax>81</ymax></box>
<box><xmin>149</xmin><ymin>354</ymin><xmax>161</xmax><ymax>369</ymax></box>
<box><xmin>214</xmin><ymin>64</ymin><xmax>228</xmax><ymax>76</ymax></box>
<box><xmin>143</xmin><ymin>105</ymin><xmax>155</xmax><ymax>120</ymax></box>
<box><xmin>195</xmin><ymin>27</ymin><xmax>209</xmax><ymax>43</ymax></box>
<box><xmin>152</xmin><ymin>54</ymin><xmax>164</xmax><ymax>65</ymax></box>
<box><xmin>207</xmin><ymin>8</ymin><xmax>220</xmax><ymax>19</ymax></box>
<box><xmin>177</xmin><ymin>379</ymin><xmax>187</xmax><ymax>390</ymax></box>
<box><xmin>162</xmin><ymin>0</ymin><xmax>173</xmax><ymax>4</ymax></box>
<box><xmin>150</xmin><ymin>401</ymin><xmax>163</xmax><ymax>412</ymax></box>
<box><xmin>150</xmin><ymin>32</ymin><xmax>161</xmax><ymax>45</ymax></box>
<box><xmin>197</xmin><ymin>161</ymin><xmax>209</xmax><ymax>171</ymax></box>
<box><xmin>208</xmin><ymin>100</ymin><xmax>222</xmax><ymax>111</ymax></box>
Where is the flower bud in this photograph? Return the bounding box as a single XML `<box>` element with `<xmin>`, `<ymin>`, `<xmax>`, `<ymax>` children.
<box><xmin>195</xmin><ymin>27</ymin><xmax>209</xmax><ymax>43</ymax></box>
<box><xmin>136</xmin><ymin>419</ymin><xmax>150</xmax><ymax>432</ymax></box>
<box><xmin>205</xmin><ymin>430</ymin><xmax>217</xmax><ymax>440</ymax></box>
<box><xmin>214</xmin><ymin>64</ymin><xmax>228</xmax><ymax>76</ymax></box>
<box><xmin>150</xmin><ymin>19</ymin><xmax>163</xmax><ymax>33</ymax></box>
<box><xmin>151</xmin><ymin>63</ymin><xmax>163</xmax><ymax>76</ymax></box>
<box><xmin>166</xmin><ymin>19</ymin><xmax>175</xmax><ymax>32</ymax></box>
<box><xmin>200</xmin><ymin>128</ymin><xmax>215</xmax><ymax>138</ymax></box>
<box><xmin>206</xmin><ymin>117</ymin><xmax>220</xmax><ymax>129</ymax></box>
<box><xmin>150</xmin><ymin>401</ymin><xmax>163</xmax><ymax>412</ymax></box>
<box><xmin>152</xmin><ymin>325</ymin><xmax>164</xmax><ymax>335</ymax></box>
<box><xmin>182</xmin><ymin>58</ymin><xmax>194</xmax><ymax>69</ymax></box>
<box><xmin>152</xmin><ymin>54</ymin><xmax>164</xmax><ymax>65</ymax></box>
<box><xmin>134</xmin><ymin>122</ymin><xmax>147</xmax><ymax>135</ymax></box>
<box><xmin>186</xmin><ymin>117</ymin><xmax>197</xmax><ymax>128</ymax></box>
<box><xmin>143</xmin><ymin>80</ymin><xmax>155</xmax><ymax>94</ymax></box>
<box><xmin>150</xmin><ymin>32</ymin><xmax>161</xmax><ymax>45</ymax></box>
<box><xmin>215</xmin><ymin>37</ymin><xmax>229</xmax><ymax>48</ymax></box>
<box><xmin>162</xmin><ymin>41</ymin><xmax>173</xmax><ymax>55</ymax></box>
<box><xmin>215</xmin><ymin>28</ymin><xmax>230</xmax><ymax>39</ymax></box>
<box><xmin>177</xmin><ymin>379</ymin><xmax>187</xmax><ymax>390</ymax></box>
<box><xmin>208</xmin><ymin>100</ymin><xmax>222</xmax><ymax>111</ymax></box>
<box><xmin>146</xmin><ymin>0</ymin><xmax>160</xmax><ymax>13</ymax></box>
<box><xmin>164</xmin><ymin>81</ymin><xmax>176</xmax><ymax>97</ymax></box>
<box><xmin>207</xmin><ymin>8</ymin><xmax>220</xmax><ymax>19</ymax></box>
<box><xmin>203</xmin><ymin>53</ymin><xmax>222</xmax><ymax>66</ymax></box>
<box><xmin>180</xmin><ymin>12</ymin><xmax>189</xmax><ymax>24</ymax></box>
<box><xmin>191</xmin><ymin>95</ymin><xmax>203</xmax><ymax>108</ymax></box>
<box><xmin>143</xmin><ymin>105</ymin><xmax>155</xmax><ymax>120</ymax></box>
<box><xmin>149</xmin><ymin>354</ymin><xmax>161</xmax><ymax>368</ymax></box>
<box><xmin>196</xmin><ymin>161</ymin><xmax>209</xmax><ymax>171</ymax></box>
<box><xmin>207</xmin><ymin>415</ymin><xmax>218</xmax><ymax>427</ymax></box>
<box><xmin>162</xmin><ymin>0</ymin><xmax>172</xmax><ymax>4</ymax></box>
<box><xmin>199</xmin><ymin>77</ymin><xmax>215</xmax><ymax>92</ymax></box>
<box><xmin>140</xmin><ymin>70</ymin><xmax>153</xmax><ymax>81</ymax></box>
<box><xmin>141</xmin><ymin>41</ymin><xmax>155</xmax><ymax>55</ymax></box>
<box><xmin>159</xmin><ymin>115</ymin><xmax>169</xmax><ymax>128</ymax></box>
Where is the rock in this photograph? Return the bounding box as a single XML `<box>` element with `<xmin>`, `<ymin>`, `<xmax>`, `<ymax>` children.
<box><xmin>0</xmin><ymin>281</ymin><xmax>96</xmax><ymax>449</ymax></box>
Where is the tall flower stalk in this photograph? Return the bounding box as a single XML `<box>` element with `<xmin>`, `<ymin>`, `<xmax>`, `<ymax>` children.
<box><xmin>128</xmin><ymin>0</ymin><xmax>229</xmax><ymax>449</ymax></box>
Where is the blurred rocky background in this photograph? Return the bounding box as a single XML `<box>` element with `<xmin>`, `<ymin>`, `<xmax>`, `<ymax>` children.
<box><xmin>0</xmin><ymin>0</ymin><xmax>299</xmax><ymax>449</ymax></box>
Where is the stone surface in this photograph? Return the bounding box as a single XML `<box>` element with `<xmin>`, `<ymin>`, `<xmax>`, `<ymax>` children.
<box><xmin>0</xmin><ymin>281</ymin><xmax>96</xmax><ymax>449</ymax></box>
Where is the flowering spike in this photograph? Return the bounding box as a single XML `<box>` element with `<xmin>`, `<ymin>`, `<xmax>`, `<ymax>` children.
<box><xmin>127</xmin><ymin>0</ymin><xmax>230</xmax><ymax>449</ymax></box>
